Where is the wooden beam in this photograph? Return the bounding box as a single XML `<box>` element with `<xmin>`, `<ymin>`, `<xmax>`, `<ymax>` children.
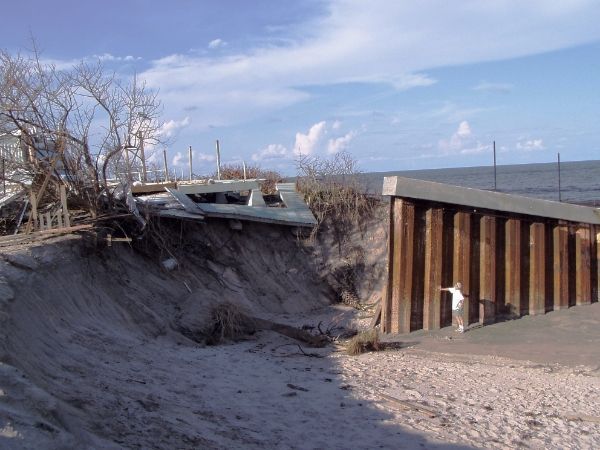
<box><xmin>479</xmin><ymin>215</ymin><xmax>496</xmax><ymax>325</ymax></box>
<box><xmin>423</xmin><ymin>208</ymin><xmax>443</xmax><ymax>330</ymax></box>
<box><xmin>453</xmin><ymin>211</ymin><xmax>471</xmax><ymax>326</ymax></box>
<box><xmin>575</xmin><ymin>226</ymin><xmax>592</xmax><ymax>305</ymax></box>
<box><xmin>60</xmin><ymin>184</ymin><xmax>70</xmax><ymax>228</ymax></box>
<box><xmin>553</xmin><ymin>223</ymin><xmax>569</xmax><ymax>310</ymax></box>
<box><xmin>176</xmin><ymin>181</ymin><xmax>259</xmax><ymax>195</ymax></box>
<box><xmin>529</xmin><ymin>222</ymin><xmax>546</xmax><ymax>315</ymax></box>
<box><xmin>131</xmin><ymin>182</ymin><xmax>177</xmax><ymax>194</ymax></box>
<box><xmin>388</xmin><ymin>198</ymin><xmax>415</xmax><ymax>334</ymax></box>
<box><xmin>505</xmin><ymin>219</ymin><xmax>521</xmax><ymax>317</ymax></box>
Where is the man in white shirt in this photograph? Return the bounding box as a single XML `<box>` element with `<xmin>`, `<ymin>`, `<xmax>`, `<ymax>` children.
<box><xmin>441</xmin><ymin>282</ymin><xmax>465</xmax><ymax>332</ymax></box>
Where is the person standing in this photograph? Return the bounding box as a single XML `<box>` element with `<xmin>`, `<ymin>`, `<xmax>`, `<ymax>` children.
<box><xmin>441</xmin><ymin>282</ymin><xmax>466</xmax><ymax>332</ymax></box>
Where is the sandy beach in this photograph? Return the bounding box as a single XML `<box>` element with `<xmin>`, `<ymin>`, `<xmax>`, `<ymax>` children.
<box><xmin>0</xmin><ymin>225</ymin><xmax>598</xmax><ymax>449</ymax></box>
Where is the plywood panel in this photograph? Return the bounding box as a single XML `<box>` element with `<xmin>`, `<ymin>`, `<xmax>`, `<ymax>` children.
<box><xmin>423</xmin><ymin>208</ymin><xmax>443</xmax><ymax>330</ymax></box>
<box><xmin>453</xmin><ymin>211</ymin><xmax>471</xmax><ymax>326</ymax></box>
<box><xmin>479</xmin><ymin>216</ymin><xmax>496</xmax><ymax>325</ymax></box>
<box><xmin>575</xmin><ymin>226</ymin><xmax>592</xmax><ymax>305</ymax></box>
<box><xmin>553</xmin><ymin>224</ymin><xmax>569</xmax><ymax>310</ymax></box>
<box><xmin>529</xmin><ymin>222</ymin><xmax>546</xmax><ymax>315</ymax></box>
<box><xmin>505</xmin><ymin>219</ymin><xmax>521</xmax><ymax>318</ymax></box>
<box><xmin>387</xmin><ymin>199</ymin><xmax>415</xmax><ymax>334</ymax></box>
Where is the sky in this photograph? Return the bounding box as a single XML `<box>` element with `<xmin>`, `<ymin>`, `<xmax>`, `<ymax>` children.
<box><xmin>2</xmin><ymin>0</ymin><xmax>600</xmax><ymax>175</ymax></box>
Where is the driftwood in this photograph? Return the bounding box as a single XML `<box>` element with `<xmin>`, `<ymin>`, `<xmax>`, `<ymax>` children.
<box><xmin>379</xmin><ymin>393</ymin><xmax>438</xmax><ymax>418</ymax></box>
<box><xmin>252</xmin><ymin>317</ymin><xmax>329</xmax><ymax>348</ymax></box>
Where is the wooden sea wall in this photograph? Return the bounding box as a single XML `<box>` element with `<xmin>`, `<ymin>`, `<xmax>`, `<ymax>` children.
<box><xmin>381</xmin><ymin>177</ymin><xmax>600</xmax><ymax>334</ymax></box>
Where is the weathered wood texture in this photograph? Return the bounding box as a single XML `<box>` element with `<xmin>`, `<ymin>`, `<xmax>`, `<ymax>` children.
<box><xmin>453</xmin><ymin>212</ymin><xmax>471</xmax><ymax>325</ymax></box>
<box><xmin>529</xmin><ymin>222</ymin><xmax>546</xmax><ymax>315</ymax></box>
<box><xmin>505</xmin><ymin>219</ymin><xmax>522</xmax><ymax>318</ymax></box>
<box><xmin>423</xmin><ymin>208</ymin><xmax>443</xmax><ymax>330</ymax></box>
<box><xmin>479</xmin><ymin>216</ymin><xmax>496</xmax><ymax>325</ymax></box>
<box><xmin>386</xmin><ymin>199</ymin><xmax>415</xmax><ymax>334</ymax></box>
<box><xmin>553</xmin><ymin>224</ymin><xmax>569</xmax><ymax>310</ymax></box>
<box><xmin>382</xmin><ymin>195</ymin><xmax>598</xmax><ymax>334</ymax></box>
<box><xmin>575</xmin><ymin>226</ymin><xmax>592</xmax><ymax>305</ymax></box>
<box><xmin>596</xmin><ymin>228</ymin><xmax>600</xmax><ymax>302</ymax></box>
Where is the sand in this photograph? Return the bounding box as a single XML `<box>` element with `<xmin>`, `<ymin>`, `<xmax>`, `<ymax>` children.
<box><xmin>0</xmin><ymin>222</ymin><xmax>598</xmax><ymax>449</ymax></box>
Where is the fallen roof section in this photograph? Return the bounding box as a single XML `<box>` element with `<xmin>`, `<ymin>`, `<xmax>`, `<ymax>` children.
<box><xmin>196</xmin><ymin>183</ymin><xmax>316</xmax><ymax>227</ymax></box>
<box><xmin>383</xmin><ymin>176</ymin><xmax>600</xmax><ymax>224</ymax></box>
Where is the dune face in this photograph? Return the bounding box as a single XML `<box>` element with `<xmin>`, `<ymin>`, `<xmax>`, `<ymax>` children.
<box><xmin>0</xmin><ymin>220</ymin><xmax>338</xmax><ymax>448</ymax></box>
<box><xmin>1</xmin><ymin>216</ymin><xmax>598</xmax><ymax>449</ymax></box>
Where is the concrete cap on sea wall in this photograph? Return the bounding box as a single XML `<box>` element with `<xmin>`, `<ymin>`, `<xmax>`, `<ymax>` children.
<box><xmin>382</xmin><ymin>176</ymin><xmax>600</xmax><ymax>224</ymax></box>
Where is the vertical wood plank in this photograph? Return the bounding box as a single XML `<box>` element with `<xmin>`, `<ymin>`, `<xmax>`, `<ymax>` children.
<box><xmin>389</xmin><ymin>199</ymin><xmax>415</xmax><ymax>333</ymax></box>
<box><xmin>381</xmin><ymin>199</ymin><xmax>395</xmax><ymax>333</ymax></box>
<box><xmin>596</xmin><ymin>227</ymin><xmax>600</xmax><ymax>303</ymax></box>
<box><xmin>60</xmin><ymin>185</ymin><xmax>70</xmax><ymax>228</ymax></box>
<box><xmin>505</xmin><ymin>219</ymin><xmax>521</xmax><ymax>317</ymax></box>
<box><xmin>479</xmin><ymin>216</ymin><xmax>496</xmax><ymax>325</ymax></box>
<box><xmin>575</xmin><ymin>226</ymin><xmax>592</xmax><ymax>305</ymax></box>
<box><xmin>529</xmin><ymin>222</ymin><xmax>546</xmax><ymax>315</ymax></box>
<box><xmin>553</xmin><ymin>224</ymin><xmax>569</xmax><ymax>310</ymax></box>
<box><xmin>453</xmin><ymin>211</ymin><xmax>471</xmax><ymax>326</ymax></box>
<box><xmin>30</xmin><ymin>192</ymin><xmax>38</xmax><ymax>230</ymax></box>
<box><xmin>423</xmin><ymin>208</ymin><xmax>443</xmax><ymax>330</ymax></box>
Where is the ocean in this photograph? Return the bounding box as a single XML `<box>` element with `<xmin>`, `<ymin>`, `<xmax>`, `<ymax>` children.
<box><xmin>359</xmin><ymin>159</ymin><xmax>600</xmax><ymax>206</ymax></box>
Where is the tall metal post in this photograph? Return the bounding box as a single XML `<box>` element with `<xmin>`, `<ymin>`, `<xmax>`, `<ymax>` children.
<box><xmin>163</xmin><ymin>149</ymin><xmax>169</xmax><ymax>182</ymax></box>
<box><xmin>215</xmin><ymin>140</ymin><xmax>221</xmax><ymax>180</ymax></box>
<box><xmin>139</xmin><ymin>132</ymin><xmax>147</xmax><ymax>183</ymax></box>
<box><xmin>558</xmin><ymin>152</ymin><xmax>562</xmax><ymax>202</ymax></box>
<box><xmin>493</xmin><ymin>140</ymin><xmax>497</xmax><ymax>191</ymax></box>
<box><xmin>188</xmin><ymin>145</ymin><xmax>193</xmax><ymax>181</ymax></box>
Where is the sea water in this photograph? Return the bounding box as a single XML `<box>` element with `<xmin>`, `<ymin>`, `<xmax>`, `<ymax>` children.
<box><xmin>360</xmin><ymin>160</ymin><xmax>600</xmax><ymax>206</ymax></box>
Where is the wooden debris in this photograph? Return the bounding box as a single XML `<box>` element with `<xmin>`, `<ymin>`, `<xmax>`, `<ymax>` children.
<box><xmin>379</xmin><ymin>393</ymin><xmax>438</xmax><ymax>418</ymax></box>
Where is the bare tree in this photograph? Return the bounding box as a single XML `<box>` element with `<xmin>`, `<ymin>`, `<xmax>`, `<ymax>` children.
<box><xmin>0</xmin><ymin>44</ymin><xmax>163</xmax><ymax>224</ymax></box>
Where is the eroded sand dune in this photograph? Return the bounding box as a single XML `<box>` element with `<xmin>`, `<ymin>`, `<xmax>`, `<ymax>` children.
<box><xmin>0</xmin><ymin>220</ymin><xmax>598</xmax><ymax>449</ymax></box>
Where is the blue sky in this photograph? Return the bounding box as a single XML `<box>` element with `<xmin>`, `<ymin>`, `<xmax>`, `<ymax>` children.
<box><xmin>3</xmin><ymin>0</ymin><xmax>600</xmax><ymax>175</ymax></box>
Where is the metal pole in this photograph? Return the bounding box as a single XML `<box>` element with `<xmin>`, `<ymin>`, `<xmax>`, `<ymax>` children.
<box><xmin>243</xmin><ymin>160</ymin><xmax>247</xmax><ymax>181</ymax></box>
<box><xmin>493</xmin><ymin>140</ymin><xmax>497</xmax><ymax>191</ymax></box>
<box><xmin>2</xmin><ymin>158</ymin><xmax>5</xmax><ymax>196</ymax></box>
<box><xmin>558</xmin><ymin>152</ymin><xmax>562</xmax><ymax>202</ymax></box>
<box><xmin>215</xmin><ymin>140</ymin><xmax>221</xmax><ymax>180</ymax></box>
<box><xmin>188</xmin><ymin>145</ymin><xmax>193</xmax><ymax>181</ymax></box>
<box><xmin>139</xmin><ymin>132</ymin><xmax>147</xmax><ymax>183</ymax></box>
<box><xmin>163</xmin><ymin>149</ymin><xmax>169</xmax><ymax>182</ymax></box>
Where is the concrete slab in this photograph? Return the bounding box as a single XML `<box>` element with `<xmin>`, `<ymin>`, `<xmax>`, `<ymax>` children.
<box><xmin>383</xmin><ymin>176</ymin><xmax>600</xmax><ymax>224</ymax></box>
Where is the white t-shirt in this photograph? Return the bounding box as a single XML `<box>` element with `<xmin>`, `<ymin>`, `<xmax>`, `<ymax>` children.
<box><xmin>449</xmin><ymin>287</ymin><xmax>464</xmax><ymax>310</ymax></box>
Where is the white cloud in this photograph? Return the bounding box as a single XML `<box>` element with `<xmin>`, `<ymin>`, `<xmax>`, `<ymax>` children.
<box><xmin>438</xmin><ymin>121</ymin><xmax>490</xmax><ymax>155</ymax></box>
<box><xmin>332</xmin><ymin>120</ymin><xmax>342</xmax><ymax>130</ymax></box>
<box><xmin>473</xmin><ymin>81</ymin><xmax>514</xmax><ymax>93</ymax></box>
<box><xmin>159</xmin><ymin>116</ymin><xmax>190</xmax><ymax>137</ymax></box>
<box><xmin>140</xmin><ymin>1</ymin><xmax>600</xmax><ymax>129</ymax></box>
<box><xmin>171</xmin><ymin>149</ymin><xmax>214</xmax><ymax>168</ymax></box>
<box><xmin>327</xmin><ymin>130</ymin><xmax>356</xmax><ymax>154</ymax></box>
<box><xmin>92</xmin><ymin>53</ymin><xmax>141</xmax><ymax>62</ymax></box>
<box><xmin>252</xmin><ymin>144</ymin><xmax>289</xmax><ymax>161</ymax></box>
<box><xmin>516</xmin><ymin>139</ymin><xmax>545</xmax><ymax>151</ymax></box>
<box><xmin>172</xmin><ymin>151</ymin><xmax>185</xmax><ymax>167</ymax></box>
<box><xmin>208</xmin><ymin>38</ymin><xmax>227</xmax><ymax>49</ymax></box>
<box><xmin>293</xmin><ymin>121</ymin><xmax>327</xmax><ymax>156</ymax></box>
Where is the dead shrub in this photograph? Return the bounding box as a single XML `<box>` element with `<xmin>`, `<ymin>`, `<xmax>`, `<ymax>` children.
<box><xmin>296</xmin><ymin>151</ymin><xmax>378</xmax><ymax>243</ymax></box>
<box><xmin>214</xmin><ymin>163</ymin><xmax>283</xmax><ymax>195</ymax></box>
<box><xmin>346</xmin><ymin>329</ymin><xmax>380</xmax><ymax>356</ymax></box>
<box><xmin>207</xmin><ymin>302</ymin><xmax>255</xmax><ymax>345</ymax></box>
